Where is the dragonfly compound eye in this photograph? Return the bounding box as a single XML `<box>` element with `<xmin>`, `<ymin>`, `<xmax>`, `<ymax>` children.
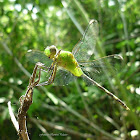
<box><xmin>50</xmin><ymin>45</ymin><xmax>57</xmax><ymax>55</ymax></box>
<box><xmin>44</xmin><ymin>45</ymin><xmax>58</xmax><ymax>59</ymax></box>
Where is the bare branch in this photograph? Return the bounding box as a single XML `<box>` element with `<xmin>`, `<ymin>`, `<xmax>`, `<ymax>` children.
<box><xmin>17</xmin><ymin>62</ymin><xmax>43</xmax><ymax>140</ymax></box>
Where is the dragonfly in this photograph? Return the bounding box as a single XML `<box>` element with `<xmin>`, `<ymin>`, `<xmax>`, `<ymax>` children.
<box><xmin>27</xmin><ymin>19</ymin><xmax>130</xmax><ymax>110</ymax></box>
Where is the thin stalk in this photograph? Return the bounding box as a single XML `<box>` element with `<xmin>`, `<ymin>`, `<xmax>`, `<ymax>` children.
<box><xmin>8</xmin><ymin>101</ymin><xmax>19</xmax><ymax>132</ymax></box>
<box><xmin>1</xmin><ymin>41</ymin><xmax>31</xmax><ymax>77</ymax></box>
<box><xmin>117</xmin><ymin>0</ymin><xmax>131</xmax><ymax>53</ymax></box>
<box><xmin>61</xmin><ymin>0</ymin><xmax>84</xmax><ymax>35</ymax></box>
<box><xmin>72</xmin><ymin>0</ymin><xmax>89</xmax><ymax>24</ymax></box>
<box><xmin>96</xmin><ymin>108</ymin><xmax>121</xmax><ymax>130</ymax></box>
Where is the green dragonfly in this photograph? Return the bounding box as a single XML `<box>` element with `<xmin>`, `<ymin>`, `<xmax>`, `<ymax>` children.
<box><xmin>27</xmin><ymin>19</ymin><xmax>129</xmax><ymax>110</ymax></box>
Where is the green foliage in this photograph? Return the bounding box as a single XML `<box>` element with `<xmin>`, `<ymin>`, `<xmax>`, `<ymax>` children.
<box><xmin>0</xmin><ymin>0</ymin><xmax>140</xmax><ymax>139</ymax></box>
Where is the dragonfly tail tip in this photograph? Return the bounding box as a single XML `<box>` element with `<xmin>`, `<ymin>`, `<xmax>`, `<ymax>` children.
<box><xmin>126</xmin><ymin>107</ymin><xmax>130</xmax><ymax>111</ymax></box>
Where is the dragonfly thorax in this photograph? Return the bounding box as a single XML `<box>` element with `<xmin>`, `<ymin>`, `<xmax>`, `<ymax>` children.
<box><xmin>44</xmin><ymin>45</ymin><xmax>58</xmax><ymax>59</ymax></box>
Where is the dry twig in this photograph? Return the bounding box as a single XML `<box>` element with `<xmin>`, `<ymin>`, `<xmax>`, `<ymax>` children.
<box><xmin>18</xmin><ymin>62</ymin><xmax>43</xmax><ymax>140</ymax></box>
<box><xmin>8</xmin><ymin>62</ymin><xmax>44</xmax><ymax>140</ymax></box>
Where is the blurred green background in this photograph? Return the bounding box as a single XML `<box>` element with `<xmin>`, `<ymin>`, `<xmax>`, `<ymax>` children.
<box><xmin>0</xmin><ymin>0</ymin><xmax>140</xmax><ymax>140</ymax></box>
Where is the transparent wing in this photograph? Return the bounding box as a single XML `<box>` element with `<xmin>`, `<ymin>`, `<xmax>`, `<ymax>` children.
<box><xmin>38</xmin><ymin>67</ymin><xmax>76</xmax><ymax>86</ymax></box>
<box><xmin>79</xmin><ymin>54</ymin><xmax>123</xmax><ymax>84</ymax></box>
<box><xmin>72</xmin><ymin>19</ymin><xmax>99</xmax><ymax>61</ymax></box>
<box><xmin>53</xmin><ymin>67</ymin><xmax>76</xmax><ymax>86</ymax></box>
<box><xmin>26</xmin><ymin>50</ymin><xmax>53</xmax><ymax>67</ymax></box>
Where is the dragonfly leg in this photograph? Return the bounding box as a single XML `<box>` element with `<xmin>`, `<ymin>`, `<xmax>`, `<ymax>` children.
<box><xmin>47</xmin><ymin>64</ymin><xmax>57</xmax><ymax>84</ymax></box>
<box><xmin>33</xmin><ymin>67</ymin><xmax>41</xmax><ymax>86</ymax></box>
<box><xmin>36</xmin><ymin>64</ymin><xmax>57</xmax><ymax>86</ymax></box>
<box><xmin>55</xmin><ymin>49</ymin><xmax>61</xmax><ymax>60</ymax></box>
<box><xmin>29</xmin><ymin>62</ymin><xmax>44</xmax><ymax>87</ymax></box>
<box><xmin>36</xmin><ymin>50</ymin><xmax>61</xmax><ymax>86</ymax></box>
<box><xmin>40</xmin><ymin>68</ymin><xmax>48</xmax><ymax>73</ymax></box>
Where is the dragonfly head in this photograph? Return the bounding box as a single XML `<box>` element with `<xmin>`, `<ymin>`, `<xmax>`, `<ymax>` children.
<box><xmin>44</xmin><ymin>45</ymin><xmax>58</xmax><ymax>59</ymax></box>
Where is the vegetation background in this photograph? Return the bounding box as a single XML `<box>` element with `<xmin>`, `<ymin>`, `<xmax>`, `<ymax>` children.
<box><xmin>0</xmin><ymin>0</ymin><xmax>140</xmax><ymax>139</ymax></box>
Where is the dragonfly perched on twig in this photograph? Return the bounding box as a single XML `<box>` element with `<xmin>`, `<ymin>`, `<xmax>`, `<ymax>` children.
<box><xmin>27</xmin><ymin>19</ymin><xmax>130</xmax><ymax>110</ymax></box>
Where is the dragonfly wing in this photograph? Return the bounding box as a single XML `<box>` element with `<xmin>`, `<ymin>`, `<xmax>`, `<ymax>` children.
<box><xmin>79</xmin><ymin>54</ymin><xmax>123</xmax><ymax>84</ymax></box>
<box><xmin>72</xmin><ymin>19</ymin><xmax>99</xmax><ymax>61</ymax></box>
<box><xmin>53</xmin><ymin>67</ymin><xmax>76</xmax><ymax>86</ymax></box>
<box><xmin>38</xmin><ymin>67</ymin><xmax>76</xmax><ymax>86</ymax></box>
<box><xmin>26</xmin><ymin>50</ymin><xmax>53</xmax><ymax>67</ymax></box>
